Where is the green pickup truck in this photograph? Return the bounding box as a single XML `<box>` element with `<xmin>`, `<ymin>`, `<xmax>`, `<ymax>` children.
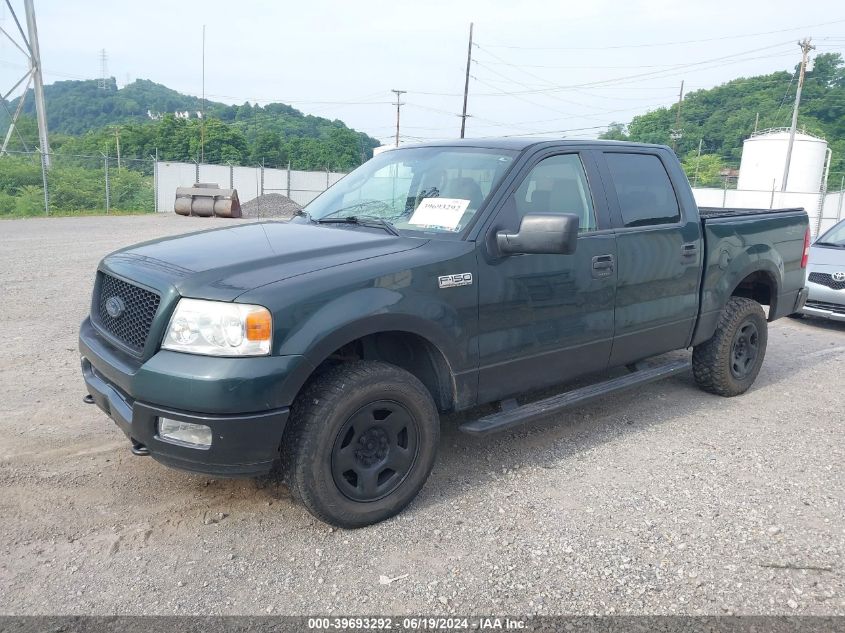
<box><xmin>80</xmin><ymin>139</ymin><xmax>810</xmax><ymax>527</ymax></box>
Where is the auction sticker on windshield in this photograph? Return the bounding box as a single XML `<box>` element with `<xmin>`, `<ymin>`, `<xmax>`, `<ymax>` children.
<box><xmin>409</xmin><ymin>198</ymin><xmax>470</xmax><ymax>231</ymax></box>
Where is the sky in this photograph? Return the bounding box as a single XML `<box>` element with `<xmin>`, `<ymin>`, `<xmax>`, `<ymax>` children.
<box><xmin>1</xmin><ymin>0</ymin><xmax>844</xmax><ymax>146</ymax></box>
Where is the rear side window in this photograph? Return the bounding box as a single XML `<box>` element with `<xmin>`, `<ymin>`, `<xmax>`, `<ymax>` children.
<box><xmin>605</xmin><ymin>153</ymin><xmax>680</xmax><ymax>227</ymax></box>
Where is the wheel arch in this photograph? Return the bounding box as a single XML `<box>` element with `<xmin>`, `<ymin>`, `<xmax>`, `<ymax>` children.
<box><xmin>283</xmin><ymin>316</ymin><xmax>462</xmax><ymax>413</ymax></box>
<box><xmin>692</xmin><ymin>259</ymin><xmax>782</xmax><ymax>346</ymax></box>
<box><xmin>729</xmin><ymin>265</ymin><xmax>780</xmax><ymax>320</ymax></box>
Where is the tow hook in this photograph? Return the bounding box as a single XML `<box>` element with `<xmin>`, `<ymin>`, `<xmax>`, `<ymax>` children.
<box><xmin>83</xmin><ymin>394</ymin><xmax>95</xmax><ymax>404</ymax></box>
<box><xmin>130</xmin><ymin>440</ymin><xmax>151</xmax><ymax>457</ymax></box>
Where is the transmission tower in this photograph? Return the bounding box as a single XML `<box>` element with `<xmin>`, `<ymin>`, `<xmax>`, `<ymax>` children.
<box><xmin>98</xmin><ymin>49</ymin><xmax>109</xmax><ymax>90</ymax></box>
<box><xmin>0</xmin><ymin>0</ymin><xmax>50</xmax><ymax>165</ymax></box>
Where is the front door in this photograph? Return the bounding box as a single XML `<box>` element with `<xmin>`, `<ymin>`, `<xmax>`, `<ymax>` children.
<box><xmin>476</xmin><ymin>152</ymin><xmax>617</xmax><ymax>405</ymax></box>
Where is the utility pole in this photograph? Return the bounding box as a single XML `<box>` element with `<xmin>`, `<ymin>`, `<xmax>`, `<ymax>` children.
<box><xmin>200</xmin><ymin>24</ymin><xmax>206</xmax><ymax>164</ymax></box>
<box><xmin>114</xmin><ymin>129</ymin><xmax>121</xmax><ymax>170</ymax></box>
<box><xmin>391</xmin><ymin>89</ymin><xmax>406</xmax><ymax>148</ymax></box>
<box><xmin>671</xmin><ymin>80</ymin><xmax>684</xmax><ymax>153</ymax></box>
<box><xmin>781</xmin><ymin>38</ymin><xmax>815</xmax><ymax>192</ymax></box>
<box><xmin>693</xmin><ymin>138</ymin><xmax>703</xmax><ymax>187</ymax></box>
<box><xmin>24</xmin><ymin>0</ymin><xmax>50</xmax><ymax>166</ymax></box>
<box><xmin>460</xmin><ymin>22</ymin><xmax>474</xmax><ymax>139</ymax></box>
<box><xmin>753</xmin><ymin>112</ymin><xmax>759</xmax><ymax>134</ymax></box>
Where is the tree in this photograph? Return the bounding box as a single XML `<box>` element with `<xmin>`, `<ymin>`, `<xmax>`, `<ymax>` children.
<box><xmin>681</xmin><ymin>152</ymin><xmax>724</xmax><ymax>188</ymax></box>
<box><xmin>250</xmin><ymin>131</ymin><xmax>287</xmax><ymax>167</ymax></box>
<box><xmin>599</xmin><ymin>122</ymin><xmax>628</xmax><ymax>141</ymax></box>
<box><xmin>189</xmin><ymin>118</ymin><xmax>248</xmax><ymax>164</ymax></box>
<box><xmin>609</xmin><ymin>53</ymin><xmax>845</xmax><ymax>187</ymax></box>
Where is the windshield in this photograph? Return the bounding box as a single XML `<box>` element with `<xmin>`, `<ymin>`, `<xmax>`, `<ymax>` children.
<box><xmin>306</xmin><ymin>146</ymin><xmax>518</xmax><ymax>236</ymax></box>
<box><xmin>816</xmin><ymin>219</ymin><xmax>845</xmax><ymax>247</ymax></box>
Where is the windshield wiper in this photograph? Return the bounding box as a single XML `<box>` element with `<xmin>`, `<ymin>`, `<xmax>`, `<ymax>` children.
<box><xmin>320</xmin><ymin>199</ymin><xmax>391</xmax><ymax>219</ymax></box>
<box><xmin>814</xmin><ymin>241</ymin><xmax>845</xmax><ymax>248</ymax></box>
<box><xmin>316</xmin><ymin>215</ymin><xmax>400</xmax><ymax>236</ymax></box>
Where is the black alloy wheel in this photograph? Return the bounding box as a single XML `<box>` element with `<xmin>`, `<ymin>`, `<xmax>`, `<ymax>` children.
<box><xmin>331</xmin><ymin>400</ymin><xmax>419</xmax><ymax>502</ymax></box>
<box><xmin>730</xmin><ymin>320</ymin><xmax>759</xmax><ymax>379</ymax></box>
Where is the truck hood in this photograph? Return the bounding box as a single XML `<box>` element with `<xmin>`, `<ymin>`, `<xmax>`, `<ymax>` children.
<box><xmin>101</xmin><ymin>220</ymin><xmax>426</xmax><ymax>301</ymax></box>
<box><xmin>808</xmin><ymin>244</ymin><xmax>845</xmax><ymax>268</ymax></box>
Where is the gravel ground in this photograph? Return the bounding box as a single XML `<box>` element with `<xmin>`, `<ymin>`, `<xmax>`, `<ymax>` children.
<box><xmin>0</xmin><ymin>214</ymin><xmax>843</xmax><ymax>616</ymax></box>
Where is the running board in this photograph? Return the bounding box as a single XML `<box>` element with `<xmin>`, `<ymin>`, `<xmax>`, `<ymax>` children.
<box><xmin>459</xmin><ymin>358</ymin><xmax>691</xmax><ymax>436</ymax></box>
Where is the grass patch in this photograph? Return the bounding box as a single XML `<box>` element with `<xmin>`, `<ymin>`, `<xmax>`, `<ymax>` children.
<box><xmin>0</xmin><ymin>208</ymin><xmax>156</xmax><ymax>219</ymax></box>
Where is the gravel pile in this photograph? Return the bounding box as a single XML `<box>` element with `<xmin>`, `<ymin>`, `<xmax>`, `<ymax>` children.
<box><xmin>240</xmin><ymin>193</ymin><xmax>302</xmax><ymax>219</ymax></box>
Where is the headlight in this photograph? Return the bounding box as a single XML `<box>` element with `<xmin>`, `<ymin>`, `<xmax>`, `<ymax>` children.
<box><xmin>162</xmin><ymin>298</ymin><xmax>272</xmax><ymax>356</ymax></box>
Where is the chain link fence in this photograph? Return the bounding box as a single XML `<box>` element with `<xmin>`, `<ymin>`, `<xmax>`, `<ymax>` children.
<box><xmin>3</xmin><ymin>151</ymin><xmax>842</xmax><ymax>235</ymax></box>
<box><xmin>0</xmin><ymin>150</ymin><xmax>156</xmax><ymax>216</ymax></box>
<box><xmin>0</xmin><ymin>151</ymin><xmax>348</xmax><ymax>217</ymax></box>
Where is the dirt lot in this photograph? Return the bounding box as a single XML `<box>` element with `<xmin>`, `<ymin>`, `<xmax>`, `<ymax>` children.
<box><xmin>0</xmin><ymin>214</ymin><xmax>843</xmax><ymax>616</ymax></box>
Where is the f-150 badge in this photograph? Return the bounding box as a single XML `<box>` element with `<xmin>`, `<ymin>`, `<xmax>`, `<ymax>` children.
<box><xmin>438</xmin><ymin>273</ymin><xmax>473</xmax><ymax>288</ymax></box>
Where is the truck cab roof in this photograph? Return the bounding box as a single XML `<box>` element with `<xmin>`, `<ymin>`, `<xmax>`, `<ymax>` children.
<box><xmin>391</xmin><ymin>138</ymin><xmax>672</xmax><ymax>153</ymax></box>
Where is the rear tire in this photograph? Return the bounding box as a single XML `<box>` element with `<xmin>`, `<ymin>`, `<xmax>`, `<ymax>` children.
<box><xmin>282</xmin><ymin>361</ymin><xmax>439</xmax><ymax>528</ymax></box>
<box><xmin>692</xmin><ymin>297</ymin><xmax>768</xmax><ymax>397</ymax></box>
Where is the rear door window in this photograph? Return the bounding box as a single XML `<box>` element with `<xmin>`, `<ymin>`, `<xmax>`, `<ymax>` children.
<box><xmin>605</xmin><ymin>153</ymin><xmax>680</xmax><ymax>227</ymax></box>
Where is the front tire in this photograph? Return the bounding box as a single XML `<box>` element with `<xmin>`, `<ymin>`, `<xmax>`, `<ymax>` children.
<box><xmin>692</xmin><ymin>297</ymin><xmax>768</xmax><ymax>397</ymax></box>
<box><xmin>282</xmin><ymin>361</ymin><xmax>439</xmax><ymax>528</ymax></box>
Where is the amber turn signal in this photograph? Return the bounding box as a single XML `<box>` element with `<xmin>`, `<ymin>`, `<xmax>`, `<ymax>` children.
<box><xmin>245</xmin><ymin>309</ymin><xmax>272</xmax><ymax>341</ymax></box>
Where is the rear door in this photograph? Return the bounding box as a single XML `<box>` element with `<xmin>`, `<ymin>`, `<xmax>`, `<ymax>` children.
<box><xmin>597</xmin><ymin>149</ymin><xmax>702</xmax><ymax>366</ymax></box>
<box><xmin>475</xmin><ymin>150</ymin><xmax>617</xmax><ymax>404</ymax></box>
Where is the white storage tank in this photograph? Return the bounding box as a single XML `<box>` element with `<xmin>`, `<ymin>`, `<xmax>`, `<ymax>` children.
<box><xmin>737</xmin><ymin>128</ymin><xmax>828</xmax><ymax>193</ymax></box>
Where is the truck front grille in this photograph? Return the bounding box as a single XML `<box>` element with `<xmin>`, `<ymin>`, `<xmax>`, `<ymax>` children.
<box><xmin>95</xmin><ymin>272</ymin><xmax>161</xmax><ymax>354</ymax></box>
<box><xmin>808</xmin><ymin>272</ymin><xmax>845</xmax><ymax>290</ymax></box>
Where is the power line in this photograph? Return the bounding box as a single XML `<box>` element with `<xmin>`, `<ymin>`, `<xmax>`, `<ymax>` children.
<box><xmin>469</xmin><ymin>41</ymin><xmax>796</xmax><ymax>96</ymax></box>
<box><xmin>770</xmin><ymin>67</ymin><xmax>800</xmax><ymax>128</ymax></box>
<box><xmin>480</xmin><ymin>18</ymin><xmax>845</xmax><ymax>51</ymax></box>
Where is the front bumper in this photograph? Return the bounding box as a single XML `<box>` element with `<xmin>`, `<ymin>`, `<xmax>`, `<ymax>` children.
<box><xmin>799</xmin><ymin>281</ymin><xmax>845</xmax><ymax>322</ymax></box>
<box><xmin>79</xmin><ymin>318</ymin><xmax>301</xmax><ymax>477</ymax></box>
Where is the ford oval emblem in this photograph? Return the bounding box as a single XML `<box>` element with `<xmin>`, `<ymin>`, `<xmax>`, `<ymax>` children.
<box><xmin>832</xmin><ymin>271</ymin><xmax>845</xmax><ymax>282</ymax></box>
<box><xmin>105</xmin><ymin>295</ymin><xmax>126</xmax><ymax>318</ymax></box>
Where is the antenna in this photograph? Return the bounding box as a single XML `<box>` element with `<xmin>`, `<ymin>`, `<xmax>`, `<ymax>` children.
<box><xmin>98</xmin><ymin>48</ymin><xmax>109</xmax><ymax>90</ymax></box>
<box><xmin>200</xmin><ymin>24</ymin><xmax>205</xmax><ymax>163</ymax></box>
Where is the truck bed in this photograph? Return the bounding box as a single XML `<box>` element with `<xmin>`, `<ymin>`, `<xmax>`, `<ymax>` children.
<box><xmin>698</xmin><ymin>206</ymin><xmax>805</xmax><ymax>220</ymax></box>
<box><xmin>694</xmin><ymin>205</ymin><xmax>809</xmax><ymax>345</ymax></box>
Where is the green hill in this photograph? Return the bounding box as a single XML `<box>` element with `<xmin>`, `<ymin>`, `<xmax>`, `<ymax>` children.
<box><xmin>600</xmin><ymin>52</ymin><xmax>845</xmax><ymax>188</ymax></box>
<box><xmin>1</xmin><ymin>78</ymin><xmax>380</xmax><ymax>170</ymax></box>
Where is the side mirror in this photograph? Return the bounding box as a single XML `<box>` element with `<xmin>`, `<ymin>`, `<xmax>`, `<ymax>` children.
<box><xmin>496</xmin><ymin>213</ymin><xmax>579</xmax><ymax>255</ymax></box>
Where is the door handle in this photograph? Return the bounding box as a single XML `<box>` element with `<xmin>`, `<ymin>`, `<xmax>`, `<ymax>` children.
<box><xmin>681</xmin><ymin>243</ymin><xmax>699</xmax><ymax>257</ymax></box>
<box><xmin>592</xmin><ymin>254</ymin><xmax>614</xmax><ymax>278</ymax></box>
